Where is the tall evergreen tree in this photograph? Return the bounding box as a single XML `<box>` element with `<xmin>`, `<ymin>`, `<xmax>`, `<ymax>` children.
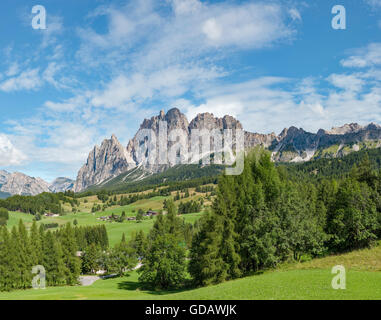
<box><xmin>59</xmin><ymin>223</ymin><xmax>81</xmax><ymax>285</ymax></box>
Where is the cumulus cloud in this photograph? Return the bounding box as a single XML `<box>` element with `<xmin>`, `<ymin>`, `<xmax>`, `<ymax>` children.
<box><xmin>201</xmin><ymin>3</ymin><xmax>296</xmax><ymax>49</ymax></box>
<box><xmin>0</xmin><ymin>134</ymin><xmax>27</xmax><ymax>166</ymax></box>
<box><xmin>76</xmin><ymin>0</ymin><xmax>299</xmax><ymax>71</ymax></box>
<box><xmin>90</xmin><ymin>65</ymin><xmax>222</xmax><ymax>110</ymax></box>
<box><xmin>183</xmin><ymin>69</ymin><xmax>381</xmax><ymax>135</ymax></box>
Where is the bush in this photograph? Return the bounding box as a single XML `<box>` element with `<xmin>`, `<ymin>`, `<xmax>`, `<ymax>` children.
<box><xmin>0</xmin><ymin>207</ymin><xmax>9</xmax><ymax>220</ymax></box>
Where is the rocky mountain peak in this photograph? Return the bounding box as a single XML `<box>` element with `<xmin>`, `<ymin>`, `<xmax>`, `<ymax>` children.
<box><xmin>72</xmin><ymin>107</ymin><xmax>381</xmax><ymax>192</ymax></box>
<box><xmin>49</xmin><ymin>177</ymin><xmax>75</xmax><ymax>193</ymax></box>
<box><xmin>73</xmin><ymin>134</ymin><xmax>135</xmax><ymax>192</ymax></box>
<box><xmin>164</xmin><ymin>108</ymin><xmax>189</xmax><ymax>132</ymax></box>
<box><xmin>366</xmin><ymin>123</ymin><xmax>381</xmax><ymax>130</ymax></box>
<box><xmin>327</xmin><ymin>123</ymin><xmax>362</xmax><ymax>135</ymax></box>
<box><xmin>189</xmin><ymin>112</ymin><xmax>243</xmax><ymax>131</ymax></box>
<box><xmin>0</xmin><ymin>172</ymin><xmax>50</xmax><ymax>196</ymax></box>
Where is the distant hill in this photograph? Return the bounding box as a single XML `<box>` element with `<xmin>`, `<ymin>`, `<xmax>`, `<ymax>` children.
<box><xmin>280</xmin><ymin>147</ymin><xmax>381</xmax><ymax>180</ymax></box>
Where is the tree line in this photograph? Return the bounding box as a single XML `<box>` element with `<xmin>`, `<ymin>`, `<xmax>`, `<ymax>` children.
<box><xmin>0</xmin><ymin>192</ymin><xmax>78</xmax><ymax>215</ymax></box>
<box><xmin>0</xmin><ymin>222</ymin><xmax>108</xmax><ymax>291</ymax></box>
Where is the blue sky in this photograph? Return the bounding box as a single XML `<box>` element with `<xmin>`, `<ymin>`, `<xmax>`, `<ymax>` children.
<box><xmin>0</xmin><ymin>0</ymin><xmax>381</xmax><ymax>181</ymax></box>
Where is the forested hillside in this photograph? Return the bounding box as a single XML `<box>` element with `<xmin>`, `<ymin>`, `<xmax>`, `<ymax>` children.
<box><xmin>187</xmin><ymin>148</ymin><xmax>381</xmax><ymax>286</ymax></box>
<box><xmin>281</xmin><ymin>147</ymin><xmax>381</xmax><ymax>181</ymax></box>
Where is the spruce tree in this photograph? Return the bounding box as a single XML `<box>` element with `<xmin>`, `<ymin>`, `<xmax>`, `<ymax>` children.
<box><xmin>17</xmin><ymin>220</ymin><xmax>33</xmax><ymax>288</ymax></box>
<box><xmin>60</xmin><ymin>223</ymin><xmax>81</xmax><ymax>285</ymax></box>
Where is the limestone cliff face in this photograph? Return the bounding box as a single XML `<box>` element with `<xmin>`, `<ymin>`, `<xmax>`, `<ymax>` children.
<box><xmin>74</xmin><ymin>108</ymin><xmax>249</xmax><ymax>191</ymax></box>
<box><xmin>49</xmin><ymin>177</ymin><xmax>75</xmax><ymax>193</ymax></box>
<box><xmin>73</xmin><ymin>134</ymin><xmax>136</xmax><ymax>192</ymax></box>
<box><xmin>271</xmin><ymin>123</ymin><xmax>381</xmax><ymax>162</ymax></box>
<box><xmin>73</xmin><ymin>108</ymin><xmax>381</xmax><ymax>192</ymax></box>
<box><xmin>0</xmin><ymin>170</ymin><xmax>10</xmax><ymax>186</ymax></box>
<box><xmin>0</xmin><ymin>172</ymin><xmax>50</xmax><ymax>196</ymax></box>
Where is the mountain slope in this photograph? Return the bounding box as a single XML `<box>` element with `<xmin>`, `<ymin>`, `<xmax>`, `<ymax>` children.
<box><xmin>73</xmin><ymin>108</ymin><xmax>381</xmax><ymax>192</ymax></box>
<box><xmin>83</xmin><ymin>164</ymin><xmax>223</xmax><ymax>194</ymax></box>
<box><xmin>0</xmin><ymin>172</ymin><xmax>50</xmax><ymax>196</ymax></box>
<box><xmin>49</xmin><ymin>177</ymin><xmax>75</xmax><ymax>193</ymax></box>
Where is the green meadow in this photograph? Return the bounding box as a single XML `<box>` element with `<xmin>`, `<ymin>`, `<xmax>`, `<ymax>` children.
<box><xmin>7</xmin><ymin>210</ymin><xmax>203</xmax><ymax>246</ymax></box>
<box><xmin>0</xmin><ymin>261</ymin><xmax>380</xmax><ymax>300</ymax></box>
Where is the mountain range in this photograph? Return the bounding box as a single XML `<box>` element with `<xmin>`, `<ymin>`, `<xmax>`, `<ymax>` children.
<box><xmin>1</xmin><ymin>108</ymin><xmax>381</xmax><ymax>196</ymax></box>
<box><xmin>0</xmin><ymin>172</ymin><xmax>74</xmax><ymax>197</ymax></box>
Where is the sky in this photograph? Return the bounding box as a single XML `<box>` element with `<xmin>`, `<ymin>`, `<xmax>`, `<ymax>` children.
<box><xmin>0</xmin><ymin>0</ymin><xmax>380</xmax><ymax>181</ymax></box>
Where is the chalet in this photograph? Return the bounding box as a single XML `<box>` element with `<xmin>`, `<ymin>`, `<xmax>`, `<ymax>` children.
<box><xmin>145</xmin><ymin>210</ymin><xmax>159</xmax><ymax>216</ymax></box>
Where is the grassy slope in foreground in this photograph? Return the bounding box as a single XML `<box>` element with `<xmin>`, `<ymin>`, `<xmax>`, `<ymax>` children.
<box><xmin>0</xmin><ymin>245</ymin><xmax>380</xmax><ymax>300</ymax></box>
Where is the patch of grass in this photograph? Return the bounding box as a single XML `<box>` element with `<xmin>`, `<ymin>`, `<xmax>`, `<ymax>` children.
<box><xmin>0</xmin><ymin>268</ymin><xmax>380</xmax><ymax>300</ymax></box>
<box><xmin>284</xmin><ymin>245</ymin><xmax>381</xmax><ymax>272</ymax></box>
<box><xmin>1</xmin><ymin>244</ymin><xmax>381</xmax><ymax>300</ymax></box>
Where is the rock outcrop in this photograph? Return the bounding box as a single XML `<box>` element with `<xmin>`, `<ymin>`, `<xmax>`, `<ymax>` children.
<box><xmin>0</xmin><ymin>170</ymin><xmax>10</xmax><ymax>186</ymax></box>
<box><xmin>73</xmin><ymin>134</ymin><xmax>136</xmax><ymax>192</ymax></box>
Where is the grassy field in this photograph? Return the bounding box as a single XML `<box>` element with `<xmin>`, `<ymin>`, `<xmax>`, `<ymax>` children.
<box><xmin>0</xmin><ymin>269</ymin><xmax>379</xmax><ymax>300</ymax></box>
<box><xmin>0</xmin><ymin>245</ymin><xmax>380</xmax><ymax>300</ymax></box>
<box><xmin>7</xmin><ymin>210</ymin><xmax>204</xmax><ymax>246</ymax></box>
<box><xmin>6</xmin><ymin>189</ymin><xmax>207</xmax><ymax>246</ymax></box>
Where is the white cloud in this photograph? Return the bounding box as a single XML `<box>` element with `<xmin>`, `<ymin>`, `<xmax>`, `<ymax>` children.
<box><xmin>44</xmin><ymin>94</ymin><xmax>87</xmax><ymax>112</ymax></box>
<box><xmin>201</xmin><ymin>3</ymin><xmax>296</xmax><ymax>48</ymax></box>
<box><xmin>327</xmin><ymin>74</ymin><xmax>365</xmax><ymax>92</ymax></box>
<box><xmin>183</xmin><ymin>70</ymin><xmax>381</xmax><ymax>135</ymax></box>
<box><xmin>341</xmin><ymin>43</ymin><xmax>381</xmax><ymax>68</ymax></box>
<box><xmin>171</xmin><ymin>0</ymin><xmax>202</xmax><ymax>15</ymax></box>
<box><xmin>0</xmin><ymin>134</ymin><xmax>27</xmax><ymax>166</ymax></box>
<box><xmin>289</xmin><ymin>8</ymin><xmax>302</xmax><ymax>22</ymax></box>
<box><xmin>41</xmin><ymin>15</ymin><xmax>64</xmax><ymax>48</ymax></box>
<box><xmin>76</xmin><ymin>0</ymin><xmax>299</xmax><ymax>72</ymax></box>
<box><xmin>5</xmin><ymin>62</ymin><xmax>20</xmax><ymax>77</ymax></box>
<box><xmin>0</xmin><ymin>68</ymin><xmax>42</xmax><ymax>92</ymax></box>
<box><xmin>42</xmin><ymin>62</ymin><xmax>68</xmax><ymax>89</ymax></box>
<box><xmin>90</xmin><ymin>65</ymin><xmax>222</xmax><ymax>110</ymax></box>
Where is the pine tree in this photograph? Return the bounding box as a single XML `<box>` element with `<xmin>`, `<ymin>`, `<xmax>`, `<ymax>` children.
<box><xmin>30</xmin><ymin>221</ymin><xmax>43</xmax><ymax>266</ymax></box>
<box><xmin>42</xmin><ymin>231</ymin><xmax>67</xmax><ymax>286</ymax></box>
<box><xmin>59</xmin><ymin>223</ymin><xmax>81</xmax><ymax>285</ymax></box>
<box><xmin>0</xmin><ymin>227</ymin><xmax>17</xmax><ymax>291</ymax></box>
<box><xmin>327</xmin><ymin>178</ymin><xmax>378</xmax><ymax>251</ymax></box>
<box><xmin>81</xmin><ymin>243</ymin><xmax>101</xmax><ymax>274</ymax></box>
<box><xmin>139</xmin><ymin>200</ymin><xmax>186</xmax><ymax>289</ymax></box>
<box><xmin>107</xmin><ymin>235</ymin><xmax>137</xmax><ymax>277</ymax></box>
<box><xmin>189</xmin><ymin>212</ymin><xmax>226</xmax><ymax>286</ymax></box>
<box><xmin>17</xmin><ymin>220</ymin><xmax>33</xmax><ymax>288</ymax></box>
